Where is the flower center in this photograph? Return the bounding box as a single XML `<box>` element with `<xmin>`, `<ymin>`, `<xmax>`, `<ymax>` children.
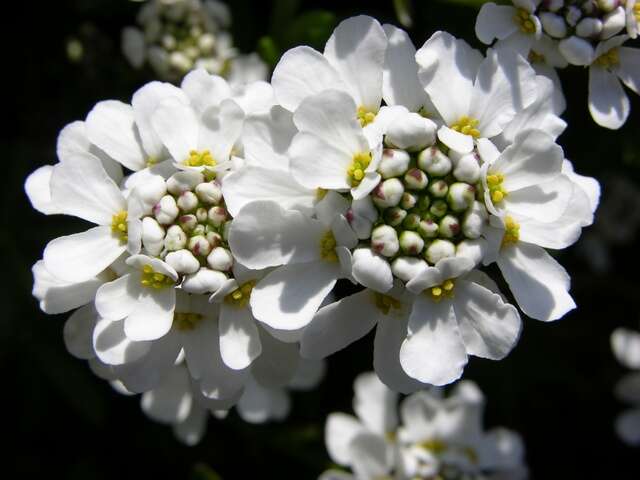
<box><xmin>528</xmin><ymin>50</ymin><xmax>545</xmax><ymax>64</ymax></box>
<box><xmin>319</xmin><ymin>230</ymin><xmax>338</xmax><ymax>262</ymax></box>
<box><xmin>514</xmin><ymin>8</ymin><xmax>536</xmax><ymax>34</ymax></box>
<box><xmin>373</xmin><ymin>293</ymin><xmax>402</xmax><ymax>315</ymax></box>
<box><xmin>111</xmin><ymin>210</ymin><xmax>128</xmax><ymax>244</ymax></box>
<box><xmin>146</xmin><ymin>156</ymin><xmax>158</xmax><ymax>167</ymax></box>
<box><xmin>348</xmin><ymin>152</ymin><xmax>372</xmax><ymax>186</ymax></box>
<box><xmin>356</xmin><ymin>106</ymin><xmax>376</xmax><ymax>127</ymax></box>
<box><xmin>225</xmin><ymin>280</ymin><xmax>256</xmax><ymax>308</ymax></box>
<box><xmin>501</xmin><ymin>216</ymin><xmax>520</xmax><ymax>248</ymax></box>
<box><xmin>174</xmin><ymin>311</ymin><xmax>204</xmax><ymax>331</ymax></box>
<box><xmin>486</xmin><ymin>173</ymin><xmax>508</xmax><ymax>203</ymax></box>
<box><xmin>140</xmin><ymin>264</ymin><xmax>175</xmax><ymax>289</ymax></box>
<box><xmin>594</xmin><ymin>48</ymin><xmax>619</xmax><ymax>69</ymax></box>
<box><xmin>428</xmin><ymin>279</ymin><xmax>455</xmax><ymax>301</ymax></box>
<box><xmin>185</xmin><ymin>149</ymin><xmax>216</xmax><ymax>167</ymax></box>
<box><xmin>450</xmin><ymin>116</ymin><xmax>480</xmax><ymax>138</ymax></box>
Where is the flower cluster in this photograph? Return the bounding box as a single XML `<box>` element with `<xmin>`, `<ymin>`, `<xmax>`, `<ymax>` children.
<box><xmin>476</xmin><ymin>0</ymin><xmax>640</xmax><ymax>129</ymax></box>
<box><xmin>611</xmin><ymin>326</ymin><xmax>640</xmax><ymax>445</ymax></box>
<box><xmin>321</xmin><ymin>372</ymin><xmax>527</xmax><ymax>480</ymax></box>
<box><xmin>122</xmin><ymin>0</ymin><xmax>267</xmax><ymax>84</ymax></box>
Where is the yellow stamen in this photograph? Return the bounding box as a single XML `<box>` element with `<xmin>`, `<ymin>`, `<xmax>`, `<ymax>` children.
<box><xmin>140</xmin><ymin>264</ymin><xmax>174</xmax><ymax>289</ymax></box>
<box><xmin>319</xmin><ymin>230</ymin><xmax>338</xmax><ymax>263</ymax></box>
<box><xmin>501</xmin><ymin>215</ymin><xmax>520</xmax><ymax>248</ymax></box>
<box><xmin>420</xmin><ymin>439</ymin><xmax>447</xmax><ymax>455</ymax></box>
<box><xmin>513</xmin><ymin>8</ymin><xmax>537</xmax><ymax>34</ymax></box>
<box><xmin>528</xmin><ymin>50</ymin><xmax>545</xmax><ymax>64</ymax></box>
<box><xmin>634</xmin><ymin>4</ymin><xmax>640</xmax><ymax>23</ymax></box>
<box><xmin>110</xmin><ymin>210</ymin><xmax>128</xmax><ymax>244</ymax></box>
<box><xmin>487</xmin><ymin>172</ymin><xmax>508</xmax><ymax>204</ymax></box>
<box><xmin>428</xmin><ymin>279</ymin><xmax>455</xmax><ymax>302</ymax></box>
<box><xmin>146</xmin><ymin>156</ymin><xmax>158</xmax><ymax>167</ymax></box>
<box><xmin>316</xmin><ymin>188</ymin><xmax>328</xmax><ymax>200</ymax></box>
<box><xmin>373</xmin><ymin>293</ymin><xmax>402</xmax><ymax>315</ymax></box>
<box><xmin>357</xmin><ymin>106</ymin><xmax>376</xmax><ymax>127</ymax></box>
<box><xmin>450</xmin><ymin>115</ymin><xmax>480</xmax><ymax>138</ymax></box>
<box><xmin>225</xmin><ymin>280</ymin><xmax>256</xmax><ymax>308</ymax></box>
<box><xmin>185</xmin><ymin>149</ymin><xmax>217</xmax><ymax>167</ymax></box>
<box><xmin>594</xmin><ymin>48</ymin><xmax>620</xmax><ymax>69</ymax></box>
<box><xmin>347</xmin><ymin>152</ymin><xmax>372</xmax><ymax>187</ymax></box>
<box><xmin>174</xmin><ymin>312</ymin><xmax>204</xmax><ymax>331</ymax></box>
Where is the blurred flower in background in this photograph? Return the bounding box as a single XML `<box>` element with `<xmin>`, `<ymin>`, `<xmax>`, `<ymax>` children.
<box><xmin>612</xmin><ymin>326</ymin><xmax>640</xmax><ymax>446</ymax></box>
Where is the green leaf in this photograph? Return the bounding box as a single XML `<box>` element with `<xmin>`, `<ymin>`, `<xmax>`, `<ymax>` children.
<box><xmin>257</xmin><ymin>36</ymin><xmax>282</xmax><ymax>67</ymax></box>
<box><xmin>284</xmin><ymin>10</ymin><xmax>337</xmax><ymax>51</ymax></box>
<box><xmin>190</xmin><ymin>463</ymin><xmax>223</xmax><ymax>480</ymax></box>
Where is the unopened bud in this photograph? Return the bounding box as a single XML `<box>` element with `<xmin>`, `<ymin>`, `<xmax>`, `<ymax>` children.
<box><xmin>417</xmin><ymin>147</ymin><xmax>452</xmax><ymax>177</ymax></box>
<box><xmin>462</xmin><ymin>201</ymin><xmax>488</xmax><ymax>239</ymax></box>
<box><xmin>179</xmin><ymin>214</ymin><xmax>198</xmax><ymax>232</ymax></box>
<box><xmin>453</xmin><ymin>153</ymin><xmax>481</xmax><ymax>183</ymax></box>
<box><xmin>540</xmin><ymin>12</ymin><xmax>568</xmax><ymax>38</ymax></box>
<box><xmin>188</xmin><ymin>235</ymin><xmax>211</xmax><ymax>257</ymax></box>
<box><xmin>546</xmin><ymin>0</ymin><xmax>564</xmax><ymax>12</ymax></box>
<box><xmin>198</xmin><ymin>33</ymin><xmax>215</xmax><ymax>53</ymax></box>
<box><xmin>403</xmin><ymin>213</ymin><xmax>421</xmax><ymax>230</ymax></box>
<box><xmin>177</xmin><ymin>191</ymin><xmax>199</xmax><ymax>212</ymax></box>
<box><xmin>384</xmin><ymin>207</ymin><xmax>407</xmax><ymax>227</ymax></box>
<box><xmin>207</xmin><ymin>247</ymin><xmax>234</xmax><ymax>271</ymax></box>
<box><xmin>428</xmin><ymin>179</ymin><xmax>449</xmax><ymax>198</ymax></box>
<box><xmin>565</xmin><ymin>6</ymin><xmax>582</xmax><ymax>26</ymax></box>
<box><xmin>206</xmin><ymin>231</ymin><xmax>223</xmax><ymax>248</ymax></box>
<box><xmin>425</xmin><ymin>239</ymin><xmax>456</xmax><ymax>264</ymax></box>
<box><xmin>192</xmin><ymin>224</ymin><xmax>206</xmax><ymax>237</ymax></box>
<box><xmin>195</xmin><ymin>181</ymin><xmax>223</xmax><ymax>205</ymax></box>
<box><xmin>597</xmin><ymin>0</ymin><xmax>620</xmax><ymax>13</ymax></box>
<box><xmin>372</xmin><ymin>178</ymin><xmax>404</xmax><ymax>208</ymax></box>
<box><xmin>141</xmin><ymin>217</ymin><xmax>165</xmax><ymax>256</ymax></box>
<box><xmin>576</xmin><ymin>17</ymin><xmax>603</xmax><ymax>37</ymax></box>
<box><xmin>399</xmin><ymin>231</ymin><xmax>425</xmax><ymax>255</ymax></box>
<box><xmin>558</xmin><ymin>36</ymin><xmax>595</xmax><ymax>65</ymax></box>
<box><xmin>439</xmin><ymin>214</ymin><xmax>461</xmax><ymax>238</ymax></box>
<box><xmin>162</xmin><ymin>34</ymin><xmax>177</xmax><ymax>50</ymax></box>
<box><xmin>371</xmin><ymin>225</ymin><xmax>400</xmax><ymax>257</ymax></box>
<box><xmin>154</xmin><ymin>195</ymin><xmax>179</xmax><ymax>225</ymax></box>
<box><xmin>403</xmin><ymin>168</ymin><xmax>429</xmax><ymax>190</ymax></box>
<box><xmin>169</xmin><ymin>51</ymin><xmax>192</xmax><ymax>72</ymax></box>
<box><xmin>166</xmin><ymin>171</ymin><xmax>204</xmax><ymax>195</ymax></box>
<box><xmin>208</xmin><ymin>206</ymin><xmax>227</xmax><ymax>227</ymax></box>
<box><xmin>447</xmin><ymin>183</ymin><xmax>475</xmax><ymax>212</ymax></box>
<box><xmin>385</xmin><ymin>112</ymin><xmax>437</xmax><ymax>151</ymax></box>
<box><xmin>600</xmin><ymin>6</ymin><xmax>626</xmax><ymax>39</ymax></box>
<box><xmin>429</xmin><ymin>199</ymin><xmax>448</xmax><ymax>218</ymax></box>
<box><xmin>164</xmin><ymin>225</ymin><xmax>188</xmax><ymax>251</ymax></box>
<box><xmin>378</xmin><ymin>149</ymin><xmax>411</xmax><ymax>179</ymax></box>
<box><xmin>391</xmin><ymin>256</ymin><xmax>428</xmax><ymax>282</ymax></box>
<box><xmin>182</xmin><ymin>268</ymin><xmax>227</xmax><ymax>294</ymax></box>
<box><xmin>401</xmin><ymin>192</ymin><xmax>418</xmax><ymax>210</ymax></box>
<box><xmin>165</xmin><ymin>249</ymin><xmax>200</xmax><ymax>274</ymax></box>
<box><xmin>196</xmin><ymin>207</ymin><xmax>208</xmax><ymax>223</ymax></box>
<box><xmin>417</xmin><ymin>218</ymin><xmax>439</xmax><ymax>238</ymax></box>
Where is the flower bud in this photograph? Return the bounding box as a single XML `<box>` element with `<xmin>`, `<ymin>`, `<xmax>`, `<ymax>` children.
<box><xmin>195</xmin><ymin>181</ymin><xmax>223</xmax><ymax>205</ymax></box>
<box><xmin>447</xmin><ymin>182</ymin><xmax>475</xmax><ymax>212</ymax></box>
<box><xmin>208</xmin><ymin>206</ymin><xmax>228</xmax><ymax>227</ymax></box>
<box><xmin>206</xmin><ymin>231</ymin><xmax>223</xmax><ymax>248</ymax></box>
<box><xmin>597</xmin><ymin>0</ymin><xmax>620</xmax><ymax>13</ymax></box>
<box><xmin>167</xmin><ymin>171</ymin><xmax>205</xmax><ymax>195</ymax></box>
<box><xmin>456</xmin><ymin>239</ymin><xmax>485</xmax><ymax>266</ymax></box>
<box><xmin>179</xmin><ymin>214</ymin><xmax>198</xmax><ymax>232</ymax></box>
<box><xmin>181</xmin><ymin>268</ymin><xmax>228</xmax><ymax>294</ymax></box>
<box><xmin>558</xmin><ymin>36</ymin><xmax>595</xmax><ymax>65</ymax></box>
<box><xmin>403</xmin><ymin>168</ymin><xmax>429</xmax><ymax>190</ymax></box>
<box><xmin>453</xmin><ymin>153</ymin><xmax>481</xmax><ymax>183</ymax></box>
<box><xmin>417</xmin><ymin>218</ymin><xmax>439</xmax><ymax>238</ymax></box>
<box><xmin>401</xmin><ymin>192</ymin><xmax>418</xmax><ymax>210</ymax></box>
<box><xmin>601</xmin><ymin>6</ymin><xmax>626</xmax><ymax>39</ymax></box>
<box><xmin>428</xmin><ymin>179</ymin><xmax>449</xmax><ymax>198</ymax></box>
<box><xmin>391</xmin><ymin>256</ymin><xmax>428</xmax><ymax>282</ymax></box>
<box><xmin>417</xmin><ymin>147</ymin><xmax>452</xmax><ymax>177</ymax></box>
<box><xmin>576</xmin><ymin>17</ymin><xmax>603</xmax><ymax>37</ymax></box>
<box><xmin>425</xmin><ymin>239</ymin><xmax>456</xmax><ymax>264</ymax></box>
<box><xmin>378</xmin><ymin>149</ymin><xmax>411</xmax><ymax>179</ymax></box>
<box><xmin>371</xmin><ymin>225</ymin><xmax>400</xmax><ymax>257</ymax></box>
<box><xmin>169</xmin><ymin>51</ymin><xmax>192</xmax><ymax>72</ymax></box>
<box><xmin>462</xmin><ymin>201</ymin><xmax>488</xmax><ymax>239</ymax></box>
<box><xmin>134</xmin><ymin>177</ymin><xmax>167</xmax><ymax>212</ymax></box>
<box><xmin>154</xmin><ymin>195</ymin><xmax>179</xmax><ymax>225</ymax></box>
<box><xmin>439</xmin><ymin>214</ymin><xmax>461</xmax><ymax>238</ymax></box>
<box><xmin>198</xmin><ymin>33</ymin><xmax>215</xmax><ymax>53</ymax></box>
<box><xmin>540</xmin><ymin>12</ymin><xmax>568</xmax><ymax>38</ymax></box>
<box><xmin>164</xmin><ymin>225</ymin><xmax>188</xmax><ymax>251</ymax></box>
<box><xmin>192</xmin><ymin>224</ymin><xmax>206</xmax><ymax>237</ymax></box>
<box><xmin>196</xmin><ymin>207</ymin><xmax>208</xmax><ymax>223</ymax></box>
<box><xmin>565</xmin><ymin>6</ymin><xmax>582</xmax><ymax>26</ymax></box>
<box><xmin>384</xmin><ymin>207</ymin><xmax>407</xmax><ymax>227</ymax></box>
<box><xmin>429</xmin><ymin>199</ymin><xmax>448</xmax><ymax>218</ymax></box>
<box><xmin>403</xmin><ymin>213</ymin><xmax>421</xmax><ymax>230</ymax></box>
<box><xmin>207</xmin><ymin>247</ymin><xmax>234</xmax><ymax>271</ymax></box>
<box><xmin>141</xmin><ymin>217</ymin><xmax>165</xmax><ymax>256</ymax></box>
<box><xmin>372</xmin><ymin>178</ymin><xmax>404</xmax><ymax>208</ymax></box>
<box><xmin>546</xmin><ymin>0</ymin><xmax>564</xmax><ymax>12</ymax></box>
<box><xmin>400</xmin><ymin>231</ymin><xmax>425</xmax><ymax>255</ymax></box>
<box><xmin>165</xmin><ymin>249</ymin><xmax>200</xmax><ymax>274</ymax></box>
<box><xmin>177</xmin><ymin>191</ymin><xmax>199</xmax><ymax>212</ymax></box>
<box><xmin>188</xmin><ymin>235</ymin><xmax>211</xmax><ymax>257</ymax></box>
<box><xmin>385</xmin><ymin>112</ymin><xmax>437</xmax><ymax>151</ymax></box>
<box><xmin>162</xmin><ymin>34</ymin><xmax>177</xmax><ymax>50</ymax></box>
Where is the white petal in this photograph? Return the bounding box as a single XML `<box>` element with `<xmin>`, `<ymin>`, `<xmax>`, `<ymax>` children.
<box><xmin>25</xmin><ymin>165</ymin><xmax>59</xmax><ymax>215</ymax></box>
<box><xmin>616</xmin><ymin>409</ymin><xmax>640</xmax><ymax>445</ymax></box>
<box><xmin>611</xmin><ymin>328</ymin><xmax>640</xmax><ymax>369</ymax></box>
<box><xmin>229</xmin><ymin>200</ymin><xmax>324</xmax><ymax>269</ymax></box>
<box><xmin>250</xmin><ymin>262</ymin><xmax>339</xmax><ymax>330</ymax></box>
<box><xmin>300</xmin><ymin>290</ymin><xmax>379</xmax><ymax>359</ymax></box>
<box><xmin>85</xmin><ymin>100</ymin><xmax>146</xmax><ymax>171</ymax></box>
<box><xmin>124</xmin><ymin>288</ymin><xmax>175</xmax><ymax>341</ymax></box>
<box><xmin>498</xmin><ymin>242</ymin><xmax>575</xmax><ymax>321</ymax></box>
<box><xmin>43</xmin><ymin>226</ymin><xmax>126</xmax><ymax>283</ymax></box>
<box><xmin>250</xmin><ymin>327</ymin><xmax>300</xmax><ymax>388</ymax></box>
<box><xmin>242</xmin><ymin>106</ymin><xmax>296</xmax><ymax>170</ymax></box>
<box><xmin>288</xmin><ymin>358</ymin><xmax>326</xmax><ymax>390</ymax></box>
<box><xmin>236</xmin><ymin>377</ymin><xmax>290</xmax><ymax>423</ymax></box>
<box><xmin>349</xmin><ymin>432</ymin><xmax>393</xmax><ymax>479</ymax></box>
<box><xmin>400</xmin><ymin>297</ymin><xmax>468</xmax><ymax>385</ymax></box>
<box><xmin>141</xmin><ymin>366</ymin><xmax>192</xmax><ymax>424</ymax></box>
<box><xmin>454</xmin><ymin>279</ymin><xmax>522</xmax><ymax>360</ymax></box>
<box><xmin>437</xmin><ymin>126</ymin><xmax>474</xmax><ymax>154</ymax></box>
<box><xmin>289</xmin><ymin>132</ymin><xmax>353</xmax><ymax>190</ymax></box>
<box><xmin>353</xmin><ymin>371</ymin><xmax>398</xmax><ymax>435</ymax></box>
<box><xmin>95</xmin><ymin>273</ymin><xmax>141</xmax><ymax>321</ymax></box>
<box><xmin>617</xmin><ymin>47</ymin><xmax>640</xmax><ymax>95</ymax></box>
<box><xmin>219</xmin><ymin>304</ymin><xmax>262</xmax><ymax>370</ymax></box>
<box><xmin>152</xmin><ymin>100</ymin><xmax>199</xmax><ymax>164</ymax></box>
<box><xmin>198</xmin><ymin>98</ymin><xmax>244</xmax><ymax>163</ymax></box>
<box><xmin>315</xmin><ymin>190</ymin><xmax>351</xmax><ymax>226</ymax></box>
<box><xmin>324</xmin><ymin>15</ymin><xmax>386</xmax><ymax>111</ymax></box>
<box><xmin>93</xmin><ymin>317</ymin><xmax>152</xmax><ymax>365</ymax></box>
<box><xmin>351</xmin><ymin>248</ymin><xmax>393</xmax><ymax>293</ymax></box>
<box><xmin>325</xmin><ymin>413</ymin><xmax>364</xmax><ymax>466</ymax></box>
<box><xmin>173</xmin><ymin>404</ymin><xmax>208</xmax><ymax>446</ymax></box>
<box><xmin>180</xmin><ymin>68</ymin><xmax>231</xmax><ymax>114</ymax></box>
<box><xmin>63</xmin><ymin>305</ymin><xmax>99</xmax><ymax>359</ymax></box>
<box><xmin>475</xmin><ymin>4</ymin><xmax>519</xmax><ymax>44</ymax></box>
<box><xmin>588</xmin><ymin>66</ymin><xmax>629</xmax><ymax>129</ymax></box>
<box><xmin>562</xmin><ymin>160</ymin><xmax>600</xmax><ymax>216</ymax></box>
<box><xmin>272</xmin><ymin>46</ymin><xmax>346</xmax><ymax>111</ymax></box>
<box><xmin>504</xmin><ymin>176</ymin><xmax>573</xmax><ymax>223</ymax></box>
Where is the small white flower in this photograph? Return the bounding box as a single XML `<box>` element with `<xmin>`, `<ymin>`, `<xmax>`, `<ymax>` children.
<box><xmin>475</xmin><ymin>1</ymin><xmax>543</xmax><ymax>55</ymax></box>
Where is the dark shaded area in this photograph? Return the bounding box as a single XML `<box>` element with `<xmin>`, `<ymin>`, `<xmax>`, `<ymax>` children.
<box><xmin>2</xmin><ymin>0</ymin><xmax>639</xmax><ymax>478</ymax></box>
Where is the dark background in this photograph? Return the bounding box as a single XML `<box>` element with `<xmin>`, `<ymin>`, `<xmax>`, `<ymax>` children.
<box><xmin>3</xmin><ymin>0</ymin><xmax>640</xmax><ymax>478</ymax></box>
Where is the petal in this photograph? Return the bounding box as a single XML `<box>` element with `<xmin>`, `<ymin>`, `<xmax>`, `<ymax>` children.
<box><xmin>288</xmin><ymin>358</ymin><xmax>326</xmax><ymax>390</ymax></box>
<box><xmin>324</xmin><ymin>15</ymin><xmax>386</xmax><ymax>111</ymax></box>
<box><xmin>63</xmin><ymin>305</ymin><xmax>99</xmax><ymax>359</ymax></box>
<box><xmin>588</xmin><ymin>66</ymin><xmax>629</xmax><ymax>129</ymax></box>
<box><xmin>85</xmin><ymin>100</ymin><xmax>147</xmax><ymax>171</ymax></box>
<box><xmin>93</xmin><ymin>317</ymin><xmax>152</xmax><ymax>365</ymax></box>
<box><xmin>250</xmin><ymin>262</ymin><xmax>339</xmax><ymax>330</ymax></box>
<box><xmin>180</xmin><ymin>68</ymin><xmax>231</xmax><ymax>114</ymax></box>
<box><xmin>272</xmin><ymin>46</ymin><xmax>346</xmax><ymax>111</ymax></box>
<box><xmin>229</xmin><ymin>200</ymin><xmax>324</xmax><ymax>269</ymax></box>
<box><xmin>50</xmin><ymin>152</ymin><xmax>126</xmax><ymax>225</ymax></box>
<box><xmin>351</xmin><ymin>248</ymin><xmax>393</xmax><ymax>293</ymax></box>
<box><xmin>353</xmin><ymin>371</ymin><xmax>398</xmax><ymax>435</ymax></box>
<box><xmin>236</xmin><ymin>377</ymin><xmax>290</xmax><ymax>423</ymax></box>
<box><xmin>475</xmin><ymin>4</ymin><xmax>518</xmax><ymax>44</ymax></box>
<box><xmin>498</xmin><ymin>242</ymin><xmax>575</xmax><ymax>321</ymax></box>
<box><xmin>95</xmin><ymin>273</ymin><xmax>141</xmax><ymax>321</ymax></box>
<box><xmin>198</xmin><ymin>98</ymin><xmax>244</xmax><ymax>163</ymax></box>
<box><xmin>141</xmin><ymin>366</ymin><xmax>193</xmax><ymax>424</ymax></box>
<box><xmin>242</xmin><ymin>106</ymin><xmax>296</xmax><ymax>170</ymax></box>
<box><xmin>124</xmin><ymin>288</ymin><xmax>176</xmax><ymax>341</ymax></box>
<box><xmin>562</xmin><ymin>160</ymin><xmax>600</xmax><ymax>216</ymax></box>
<box><xmin>290</xmin><ymin>132</ymin><xmax>352</xmax><ymax>190</ymax></box>
<box><xmin>437</xmin><ymin>126</ymin><xmax>474</xmax><ymax>154</ymax></box>
<box><xmin>152</xmin><ymin>100</ymin><xmax>200</xmax><ymax>164</ymax></box>
<box><xmin>616</xmin><ymin>409</ymin><xmax>640</xmax><ymax>445</ymax></box>
<box><xmin>219</xmin><ymin>304</ymin><xmax>262</xmax><ymax>370</ymax></box>
<box><xmin>614</xmin><ymin>372</ymin><xmax>640</xmax><ymax>404</ymax></box>
<box><xmin>25</xmin><ymin>165</ymin><xmax>59</xmax><ymax>215</ymax></box>
<box><xmin>250</xmin><ymin>327</ymin><xmax>300</xmax><ymax>388</ymax></box>
<box><xmin>173</xmin><ymin>404</ymin><xmax>208</xmax><ymax>446</ymax></box>
<box><xmin>479</xmin><ymin>428</ymin><xmax>526</xmax><ymax>470</ymax></box>
<box><xmin>43</xmin><ymin>226</ymin><xmax>126</xmax><ymax>283</ymax></box>
<box><xmin>504</xmin><ymin>176</ymin><xmax>574</xmax><ymax>223</ymax></box>
<box><xmin>325</xmin><ymin>413</ymin><xmax>364</xmax><ymax>466</ymax></box>
<box><xmin>349</xmin><ymin>432</ymin><xmax>393</xmax><ymax>479</ymax></box>
<box><xmin>611</xmin><ymin>328</ymin><xmax>640</xmax><ymax>370</ymax></box>
<box><xmin>454</xmin><ymin>279</ymin><xmax>522</xmax><ymax>360</ymax></box>
<box><xmin>300</xmin><ymin>290</ymin><xmax>379</xmax><ymax>359</ymax></box>
<box><xmin>400</xmin><ymin>297</ymin><xmax>468</xmax><ymax>385</ymax></box>
<box><xmin>617</xmin><ymin>47</ymin><xmax>640</xmax><ymax>95</ymax></box>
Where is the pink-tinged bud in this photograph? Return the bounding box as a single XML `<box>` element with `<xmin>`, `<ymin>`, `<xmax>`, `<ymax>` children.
<box><xmin>177</xmin><ymin>191</ymin><xmax>199</xmax><ymax>212</ymax></box>
<box><xmin>181</xmin><ymin>268</ymin><xmax>228</xmax><ymax>294</ymax></box>
<box><xmin>196</xmin><ymin>207</ymin><xmax>208</xmax><ymax>223</ymax></box>
<box><xmin>400</xmin><ymin>230</ymin><xmax>425</xmax><ymax>255</ymax></box>
<box><xmin>447</xmin><ymin>182</ymin><xmax>475</xmax><ymax>212</ymax></box>
<box><xmin>425</xmin><ymin>239</ymin><xmax>456</xmax><ymax>264</ymax></box>
<box><xmin>164</xmin><ymin>225</ymin><xmax>187</xmax><ymax>251</ymax></box>
<box><xmin>439</xmin><ymin>214</ymin><xmax>461</xmax><ymax>238</ymax></box>
<box><xmin>417</xmin><ymin>147</ymin><xmax>452</xmax><ymax>177</ymax></box>
<box><xmin>179</xmin><ymin>214</ymin><xmax>198</xmax><ymax>232</ymax></box>
<box><xmin>165</xmin><ymin>249</ymin><xmax>200</xmax><ymax>274</ymax></box>
<box><xmin>207</xmin><ymin>247</ymin><xmax>234</xmax><ymax>271</ymax></box>
<box><xmin>195</xmin><ymin>181</ymin><xmax>223</xmax><ymax>205</ymax></box>
<box><xmin>206</xmin><ymin>231</ymin><xmax>223</xmax><ymax>248</ymax></box>
<box><xmin>401</xmin><ymin>192</ymin><xmax>418</xmax><ymax>210</ymax></box>
<box><xmin>378</xmin><ymin>149</ymin><xmax>411</xmax><ymax>179</ymax></box>
<box><xmin>428</xmin><ymin>179</ymin><xmax>449</xmax><ymax>198</ymax></box>
<box><xmin>154</xmin><ymin>195</ymin><xmax>179</xmax><ymax>225</ymax></box>
<box><xmin>384</xmin><ymin>207</ymin><xmax>407</xmax><ymax>227</ymax></box>
<box><xmin>403</xmin><ymin>168</ymin><xmax>429</xmax><ymax>190</ymax></box>
<box><xmin>166</xmin><ymin>171</ymin><xmax>204</xmax><ymax>195</ymax></box>
<box><xmin>403</xmin><ymin>213</ymin><xmax>421</xmax><ymax>230</ymax></box>
<box><xmin>417</xmin><ymin>218</ymin><xmax>439</xmax><ymax>238</ymax></box>
<box><xmin>372</xmin><ymin>178</ymin><xmax>404</xmax><ymax>208</ymax></box>
<box><xmin>188</xmin><ymin>235</ymin><xmax>211</xmax><ymax>257</ymax></box>
<box><xmin>371</xmin><ymin>225</ymin><xmax>400</xmax><ymax>257</ymax></box>
<box><xmin>208</xmin><ymin>206</ymin><xmax>227</xmax><ymax>227</ymax></box>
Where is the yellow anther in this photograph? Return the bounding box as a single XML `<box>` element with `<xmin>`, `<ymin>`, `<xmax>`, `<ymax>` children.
<box><xmin>594</xmin><ymin>48</ymin><xmax>620</xmax><ymax>69</ymax></box>
<box><xmin>225</xmin><ymin>280</ymin><xmax>256</xmax><ymax>308</ymax></box>
<box><xmin>146</xmin><ymin>156</ymin><xmax>158</xmax><ymax>167</ymax></box>
<box><xmin>443</xmin><ymin>279</ymin><xmax>454</xmax><ymax>291</ymax></box>
<box><xmin>185</xmin><ymin>149</ymin><xmax>217</xmax><ymax>167</ymax></box>
<box><xmin>501</xmin><ymin>215</ymin><xmax>520</xmax><ymax>248</ymax></box>
<box><xmin>174</xmin><ymin>312</ymin><xmax>204</xmax><ymax>331</ymax></box>
<box><xmin>374</xmin><ymin>293</ymin><xmax>402</xmax><ymax>315</ymax></box>
<box><xmin>140</xmin><ymin>264</ymin><xmax>174</xmax><ymax>289</ymax></box>
<box><xmin>450</xmin><ymin>116</ymin><xmax>480</xmax><ymax>138</ymax></box>
<box><xmin>528</xmin><ymin>50</ymin><xmax>545</xmax><ymax>64</ymax></box>
<box><xmin>316</xmin><ymin>188</ymin><xmax>328</xmax><ymax>200</ymax></box>
<box><xmin>491</xmin><ymin>190</ymin><xmax>505</xmax><ymax>203</ymax></box>
<box><xmin>431</xmin><ymin>286</ymin><xmax>442</xmax><ymax>297</ymax></box>
<box><xmin>319</xmin><ymin>230</ymin><xmax>338</xmax><ymax>263</ymax></box>
<box><xmin>110</xmin><ymin>210</ymin><xmax>128</xmax><ymax>244</ymax></box>
<box><xmin>357</xmin><ymin>106</ymin><xmax>376</xmax><ymax>127</ymax></box>
<box><xmin>420</xmin><ymin>439</ymin><xmax>447</xmax><ymax>455</ymax></box>
<box><xmin>428</xmin><ymin>279</ymin><xmax>455</xmax><ymax>301</ymax></box>
<box><xmin>513</xmin><ymin>8</ymin><xmax>537</xmax><ymax>34</ymax></box>
<box><xmin>486</xmin><ymin>172</ymin><xmax>508</xmax><ymax>204</ymax></box>
<box><xmin>347</xmin><ymin>152</ymin><xmax>372</xmax><ymax>187</ymax></box>
<box><xmin>634</xmin><ymin>4</ymin><xmax>640</xmax><ymax>22</ymax></box>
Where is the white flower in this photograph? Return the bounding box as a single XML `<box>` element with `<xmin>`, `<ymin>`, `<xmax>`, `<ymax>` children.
<box><xmin>416</xmin><ymin>31</ymin><xmax>537</xmax><ymax>154</ymax></box>
<box><xmin>612</xmin><ymin>327</ymin><xmax>640</xmax><ymax>445</ymax></box>
<box><xmin>475</xmin><ymin>1</ymin><xmax>543</xmax><ymax>56</ymax></box>
<box><xmin>588</xmin><ymin>35</ymin><xmax>640</xmax><ymax>129</ymax></box>
<box><xmin>626</xmin><ymin>0</ymin><xmax>640</xmax><ymax>38</ymax></box>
